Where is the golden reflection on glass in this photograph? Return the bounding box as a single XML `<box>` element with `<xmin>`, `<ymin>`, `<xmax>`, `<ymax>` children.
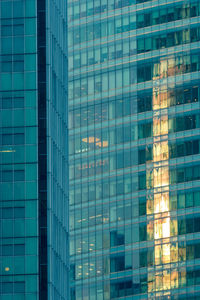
<box><xmin>154</xmin><ymin>219</ymin><xmax>163</xmax><ymax>239</ymax></box>
<box><xmin>153</xmin><ymin>116</ymin><xmax>168</xmax><ymax>136</ymax></box>
<box><xmin>153</xmin><ymin>141</ymin><xmax>169</xmax><ymax>162</ymax></box>
<box><xmin>162</xmin><ymin>217</ymin><xmax>170</xmax><ymax>238</ymax></box>
<box><xmin>162</xmin><ymin>244</ymin><xmax>170</xmax><ymax>264</ymax></box>
<box><xmin>160</xmin><ymin>60</ymin><xmax>168</xmax><ymax>78</ymax></box>
<box><xmin>153</xmin><ymin>90</ymin><xmax>168</xmax><ymax>110</ymax></box>
<box><xmin>171</xmin><ymin>243</ymin><xmax>178</xmax><ymax>262</ymax></box>
<box><xmin>170</xmin><ymin>219</ymin><xmax>178</xmax><ymax>236</ymax></box>
<box><xmin>146</xmin><ymin>62</ymin><xmax>183</xmax><ymax>295</ymax></box>
<box><xmin>179</xmin><ymin>244</ymin><xmax>186</xmax><ymax>262</ymax></box>
<box><xmin>168</xmin><ymin>58</ymin><xmax>176</xmax><ymax>76</ymax></box>
<box><xmin>0</xmin><ymin>149</ymin><xmax>16</xmax><ymax>153</ymax></box>
<box><xmin>153</xmin><ymin>167</ymin><xmax>169</xmax><ymax>188</ymax></box>
<box><xmin>147</xmin><ymin>221</ymin><xmax>154</xmax><ymax>241</ymax></box>
<box><xmin>171</xmin><ymin>269</ymin><xmax>179</xmax><ymax>289</ymax></box>
<box><xmin>155</xmin><ymin>272</ymin><xmax>163</xmax><ymax>291</ymax></box>
<box><xmin>179</xmin><ymin>270</ymin><xmax>187</xmax><ymax>287</ymax></box>
<box><xmin>163</xmin><ymin>270</ymin><xmax>171</xmax><ymax>290</ymax></box>
<box><xmin>148</xmin><ymin>273</ymin><xmax>155</xmax><ymax>292</ymax></box>
<box><xmin>155</xmin><ymin>245</ymin><xmax>162</xmax><ymax>265</ymax></box>
<box><xmin>154</xmin><ymin>192</ymin><xmax>169</xmax><ymax>213</ymax></box>
<box><xmin>147</xmin><ymin>194</ymin><xmax>154</xmax><ymax>215</ymax></box>
<box><xmin>82</xmin><ymin>137</ymin><xmax>108</xmax><ymax>148</ymax></box>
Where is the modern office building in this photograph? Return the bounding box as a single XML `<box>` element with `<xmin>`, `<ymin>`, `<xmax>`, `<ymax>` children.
<box><xmin>68</xmin><ymin>0</ymin><xmax>200</xmax><ymax>299</ymax></box>
<box><xmin>0</xmin><ymin>1</ymin><xmax>68</xmax><ymax>299</ymax></box>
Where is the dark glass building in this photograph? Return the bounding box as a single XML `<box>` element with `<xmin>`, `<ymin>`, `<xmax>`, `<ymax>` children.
<box><xmin>68</xmin><ymin>0</ymin><xmax>200</xmax><ymax>299</ymax></box>
<box><xmin>0</xmin><ymin>1</ymin><xmax>68</xmax><ymax>299</ymax></box>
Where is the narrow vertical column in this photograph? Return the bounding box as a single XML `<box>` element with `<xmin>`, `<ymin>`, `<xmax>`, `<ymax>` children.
<box><xmin>37</xmin><ymin>0</ymin><xmax>47</xmax><ymax>299</ymax></box>
<box><xmin>147</xmin><ymin>60</ymin><xmax>180</xmax><ymax>296</ymax></box>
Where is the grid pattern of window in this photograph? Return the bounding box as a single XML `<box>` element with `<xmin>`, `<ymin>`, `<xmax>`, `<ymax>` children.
<box><xmin>46</xmin><ymin>0</ymin><xmax>69</xmax><ymax>299</ymax></box>
<box><xmin>68</xmin><ymin>0</ymin><xmax>200</xmax><ymax>299</ymax></box>
<box><xmin>0</xmin><ymin>0</ymin><xmax>38</xmax><ymax>299</ymax></box>
<box><xmin>1</xmin><ymin>1</ymin><xmax>69</xmax><ymax>299</ymax></box>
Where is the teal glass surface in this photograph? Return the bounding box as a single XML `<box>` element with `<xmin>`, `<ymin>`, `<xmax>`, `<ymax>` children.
<box><xmin>0</xmin><ymin>1</ymin><xmax>38</xmax><ymax>299</ymax></box>
<box><xmin>1</xmin><ymin>0</ymin><xmax>68</xmax><ymax>298</ymax></box>
<box><xmin>68</xmin><ymin>0</ymin><xmax>200</xmax><ymax>299</ymax></box>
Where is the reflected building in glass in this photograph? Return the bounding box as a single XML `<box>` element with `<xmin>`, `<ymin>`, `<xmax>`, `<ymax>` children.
<box><xmin>68</xmin><ymin>0</ymin><xmax>200</xmax><ymax>299</ymax></box>
<box><xmin>0</xmin><ymin>1</ymin><xmax>68</xmax><ymax>299</ymax></box>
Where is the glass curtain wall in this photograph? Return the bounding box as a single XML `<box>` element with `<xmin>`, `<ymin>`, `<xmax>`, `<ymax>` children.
<box><xmin>46</xmin><ymin>0</ymin><xmax>69</xmax><ymax>299</ymax></box>
<box><xmin>68</xmin><ymin>0</ymin><xmax>200</xmax><ymax>299</ymax></box>
<box><xmin>0</xmin><ymin>1</ymin><xmax>69</xmax><ymax>299</ymax></box>
<box><xmin>0</xmin><ymin>1</ymin><xmax>38</xmax><ymax>299</ymax></box>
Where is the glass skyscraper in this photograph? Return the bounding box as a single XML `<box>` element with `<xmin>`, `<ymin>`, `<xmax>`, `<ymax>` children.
<box><xmin>68</xmin><ymin>0</ymin><xmax>200</xmax><ymax>299</ymax></box>
<box><xmin>0</xmin><ymin>1</ymin><xmax>68</xmax><ymax>299</ymax></box>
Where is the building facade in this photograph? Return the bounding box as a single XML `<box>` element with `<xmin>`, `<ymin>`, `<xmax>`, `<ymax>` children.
<box><xmin>68</xmin><ymin>0</ymin><xmax>200</xmax><ymax>299</ymax></box>
<box><xmin>0</xmin><ymin>1</ymin><xmax>68</xmax><ymax>299</ymax></box>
